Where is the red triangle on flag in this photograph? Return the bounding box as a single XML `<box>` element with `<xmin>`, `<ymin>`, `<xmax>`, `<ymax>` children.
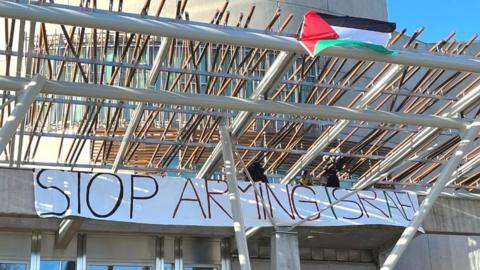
<box><xmin>300</xmin><ymin>11</ymin><xmax>339</xmax><ymax>55</ymax></box>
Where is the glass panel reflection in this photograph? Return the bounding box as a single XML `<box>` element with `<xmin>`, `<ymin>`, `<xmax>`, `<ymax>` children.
<box><xmin>0</xmin><ymin>263</ymin><xmax>27</xmax><ymax>270</ymax></box>
<box><xmin>40</xmin><ymin>261</ymin><xmax>75</xmax><ymax>270</ymax></box>
<box><xmin>88</xmin><ymin>265</ymin><xmax>152</xmax><ymax>270</ymax></box>
<box><xmin>184</xmin><ymin>267</ymin><xmax>217</xmax><ymax>270</ymax></box>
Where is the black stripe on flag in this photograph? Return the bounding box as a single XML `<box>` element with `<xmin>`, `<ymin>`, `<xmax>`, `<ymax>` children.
<box><xmin>317</xmin><ymin>12</ymin><xmax>396</xmax><ymax>33</ymax></box>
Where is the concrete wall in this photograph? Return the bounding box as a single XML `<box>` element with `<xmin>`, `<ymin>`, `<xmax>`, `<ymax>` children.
<box><xmin>379</xmin><ymin>234</ymin><xmax>480</xmax><ymax>270</ymax></box>
<box><xmin>419</xmin><ymin>195</ymin><xmax>480</xmax><ymax>235</ymax></box>
<box><xmin>232</xmin><ymin>259</ymin><xmax>375</xmax><ymax>270</ymax></box>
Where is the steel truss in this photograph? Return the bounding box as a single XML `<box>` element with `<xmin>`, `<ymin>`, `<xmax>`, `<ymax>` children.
<box><xmin>0</xmin><ymin>1</ymin><xmax>480</xmax><ymax>265</ymax></box>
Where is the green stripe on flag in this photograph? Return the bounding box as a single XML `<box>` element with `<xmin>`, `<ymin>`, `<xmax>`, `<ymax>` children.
<box><xmin>314</xmin><ymin>39</ymin><xmax>397</xmax><ymax>55</ymax></box>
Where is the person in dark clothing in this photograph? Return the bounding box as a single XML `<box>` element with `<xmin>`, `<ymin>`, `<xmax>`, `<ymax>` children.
<box><xmin>322</xmin><ymin>150</ymin><xmax>344</xmax><ymax>188</ymax></box>
<box><xmin>246</xmin><ymin>161</ymin><xmax>268</xmax><ymax>183</ymax></box>
<box><xmin>324</xmin><ymin>165</ymin><xmax>340</xmax><ymax>188</ymax></box>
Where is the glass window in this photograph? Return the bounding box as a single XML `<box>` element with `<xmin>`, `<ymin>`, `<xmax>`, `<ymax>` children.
<box><xmin>0</xmin><ymin>263</ymin><xmax>27</xmax><ymax>270</ymax></box>
<box><xmin>164</xmin><ymin>265</ymin><xmax>173</xmax><ymax>270</ymax></box>
<box><xmin>40</xmin><ymin>261</ymin><xmax>75</xmax><ymax>270</ymax></box>
<box><xmin>184</xmin><ymin>267</ymin><xmax>218</xmax><ymax>270</ymax></box>
<box><xmin>88</xmin><ymin>265</ymin><xmax>152</xmax><ymax>270</ymax></box>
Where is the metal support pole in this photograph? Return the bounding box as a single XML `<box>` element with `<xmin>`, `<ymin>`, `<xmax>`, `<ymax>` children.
<box><xmin>0</xmin><ymin>75</ymin><xmax>45</xmax><ymax>154</ymax></box>
<box><xmin>219</xmin><ymin>119</ymin><xmax>252</xmax><ymax>270</ymax></box>
<box><xmin>30</xmin><ymin>232</ymin><xmax>41</xmax><ymax>270</ymax></box>
<box><xmin>221</xmin><ymin>238</ymin><xmax>232</xmax><ymax>270</ymax></box>
<box><xmin>282</xmin><ymin>65</ymin><xmax>403</xmax><ymax>184</ymax></box>
<box><xmin>15</xmin><ymin>19</ymin><xmax>26</xmax><ymax>167</ymax></box>
<box><xmin>25</xmin><ymin>20</ymin><xmax>36</xmax><ymax>78</ymax></box>
<box><xmin>111</xmin><ymin>37</ymin><xmax>172</xmax><ymax>172</ymax></box>
<box><xmin>174</xmin><ymin>237</ymin><xmax>183</xmax><ymax>270</ymax></box>
<box><xmin>76</xmin><ymin>234</ymin><xmax>87</xmax><ymax>270</ymax></box>
<box><xmin>197</xmin><ymin>51</ymin><xmax>296</xmax><ymax>179</ymax></box>
<box><xmin>381</xmin><ymin>117</ymin><xmax>480</xmax><ymax>270</ymax></box>
<box><xmin>155</xmin><ymin>237</ymin><xmax>164</xmax><ymax>270</ymax></box>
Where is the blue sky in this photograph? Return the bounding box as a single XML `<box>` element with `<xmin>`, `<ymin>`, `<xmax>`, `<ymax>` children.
<box><xmin>387</xmin><ymin>0</ymin><xmax>480</xmax><ymax>43</ymax></box>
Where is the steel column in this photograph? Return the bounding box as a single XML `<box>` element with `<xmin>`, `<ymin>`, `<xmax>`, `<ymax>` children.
<box><xmin>2</xmin><ymin>1</ymin><xmax>480</xmax><ymax>72</ymax></box>
<box><xmin>25</xmin><ymin>20</ymin><xmax>36</xmax><ymax>78</ymax></box>
<box><xmin>219</xmin><ymin>120</ymin><xmax>252</xmax><ymax>270</ymax></box>
<box><xmin>381</xmin><ymin>117</ymin><xmax>480</xmax><ymax>270</ymax></box>
<box><xmin>76</xmin><ymin>234</ymin><xmax>87</xmax><ymax>270</ymax></box>
<box><xmin>174</xmin><ymin>237</ymin><xmax>183</xmax><ymax>270</ymax></box>
<box><xmin>15</xmin><ymin>18</ymin><xmax>27</xmax><ymax>167</ymax></box>
<box><xmin>281</xmin><ymin>65</ymin><xmax>404</xmax><ymax>184</ymax></box>
<box><xmin>0</xmin><ymin>77</ymin><xmax>467</xmax><ymax>129</ymax></box>
<box><xmin>155</xmin><ymin>237</ymin><xmax>165</xmax><ymax>270</ymax></box>
<box><xmin>112</xmin><ymin>37</ymin><xmax>172</xmax><ymax>172</ymax></box>
<box><xmin>0</xmin><ymin>75</ymin><xmax>45</xmax><ymax>154</ymax></box>
<box><xmin>30</xmin><ymin>232</ymin><xmax>41</xmax><ymax>270</ymax></box>
<box><xmin>197</xmin><ymin>51</ymin><xmax>296</xmax><ymax>178</ymax></box>
<box><xmin>221</xmin><ymin>238</ymin><xmax>232</xmax><ymax>270</ymax></box>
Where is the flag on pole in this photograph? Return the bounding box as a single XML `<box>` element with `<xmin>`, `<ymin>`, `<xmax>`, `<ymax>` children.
<box><xmin>299</xmin><ymin>11</ymin><xmax>397</xmax><ymax>56</ymax></box>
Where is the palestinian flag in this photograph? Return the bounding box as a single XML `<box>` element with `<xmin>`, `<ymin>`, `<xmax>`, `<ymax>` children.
<box><xmin>300</xmin><ymin>11</ymin><xmax>397</xmax><ymax>56</ymax></box>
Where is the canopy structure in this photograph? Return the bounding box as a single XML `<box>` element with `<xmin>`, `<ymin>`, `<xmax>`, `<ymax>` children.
<box><xmin>0</xmin><ymin>1</ymin><xmax>480</xmax><ymax>269</ymax></box>
<box><xmin>0</xmin><ymin>0</ymin><xmax>479</xmax><ymax>187</ymax></box>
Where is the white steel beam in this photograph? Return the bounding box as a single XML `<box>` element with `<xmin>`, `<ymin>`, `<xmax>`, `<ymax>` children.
<box><xmin>219</xmin><ymin>120</ymin><xmax>252</xmax><ymax>270</ymax></box>
<box><xmin>25</xmin><ymin>20</ymin><xmax>36</xmax><ymax>78</ymax></box>
<box><xmin>1</xmin><ymin>1</ymin><xmax>480</xmax><ymax>73</ymax></box>
<box><xmin>381</xmin><ymin>117</ymin><xmax>480</xmax><ymax>270</ymax></box>
<box><xmin>112</xmin><ymin>37</ymin><xmax>172</xmax><ymax>173</ymax></box>
<box><xmin>0</xmin><ymin>76</ymin><xmax>468</xmax><ymax>130</ymax></box>
<box><xmin>13</xmin><ymin>19</ymin><xmax>26</xmax><ymax>167</ymax></box>
<box><xmin>197</xmin><ymin>51</ymin><xmax>296</xmax><ymax>179</ymax></box>
<box><xmin>355</xmin><ymin>81</ymin><xmax>480</xmax><ymax>188</ymax></box>
<box><xmin>281</xmin><ymin>65</ymin><xmax>404</xmax><ymax>184</ymax></box>
<box><xmin>449</xmin><ymin>153</ymin><xmax>480</xmax><ymax>185</ymax></box>
<box><xmin>288</xmin><ymin>82</ymin><xmax>480</xmax><ymax>229</ymax></box>
<box><xmin>0</xmin><ymin>75</ymin><xmax>45</xmax><ymax>154</ymax></box>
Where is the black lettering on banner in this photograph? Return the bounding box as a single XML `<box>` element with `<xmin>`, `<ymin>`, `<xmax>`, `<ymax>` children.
<box><xmin>324</xmin><ymin>187</ymin><xmax>338</xmax><ymax>219</ymax></box>
<box><xmin>265</xmin><ymin>183</ymin><xmax>295</xmax><ymax>220</ymax></box>
<box><xmin>172</xmin><ymin>178</ymin><xmax>207</xmax><ymax>219</ymax></box>
<box><xmin>332</xmin><ymin>188</ymin><xmax>364</xmax><ymax>220</ymax></box>
<box><xmin>406</xmin><ymin>192</ymin><xmax>417</xmax><ymax>212</ymax></box>
<box><xmin>239</xmin><ymin>183</ymin><xmax>265</xmax><ymax>220</ymax></box>
<box><xmin>130</xmin><ymin>175</ymin><xmax>159</xmax><ymax>219</ymax></box>
<box><xmin>205</xmin><ymin>179</ymin><xmax>232</xmax><ymax>219</ymax></box>
<box><xmin>291</xmin><ymin>185</ymin><xmax>320</xmax><ymax>221</ymax></box>
<box><xmin>77</xmin><ymin>171</ymin><xmax>81</xmax><ymax>214</ymax></box>
<box><xmin>258</xmin><ymin>183</ymin><xmax>268</xmax><ymax>220</ymax></box>
<box><xmin>86</xmin><ymin>173</ymin><xmax>124</xmax><ymax>218</ymax></box>
<box><xmin>383</xmin><ymin>191</ymin><xmax>407</xmax><ymax>220</ymax></box>
<box><xmin>356</xmin><ymin>190</ymin><xmax>389</xmax><ymax>218</ymax></box>
<box><xmin>36</xmin><ymin>169</ymin><xmax>70</xmax><ymax>216</ymax></box>
<box><xmin>394</xmin><ymin>191</ymin><xmax>414</xmax><ymax>221</ymax></box>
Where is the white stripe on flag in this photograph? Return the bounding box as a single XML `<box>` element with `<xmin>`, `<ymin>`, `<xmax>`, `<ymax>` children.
<box><xmin>332</xmin><ymin>26</ymin><xmax>391</xmax><ymax>46</ymax></box>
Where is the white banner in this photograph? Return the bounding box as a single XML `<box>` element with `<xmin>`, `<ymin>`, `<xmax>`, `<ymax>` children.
<box><xmin>34</xmin><ymin>169</ymin><xmax>419</xmax><ymax>228</ymax></box>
